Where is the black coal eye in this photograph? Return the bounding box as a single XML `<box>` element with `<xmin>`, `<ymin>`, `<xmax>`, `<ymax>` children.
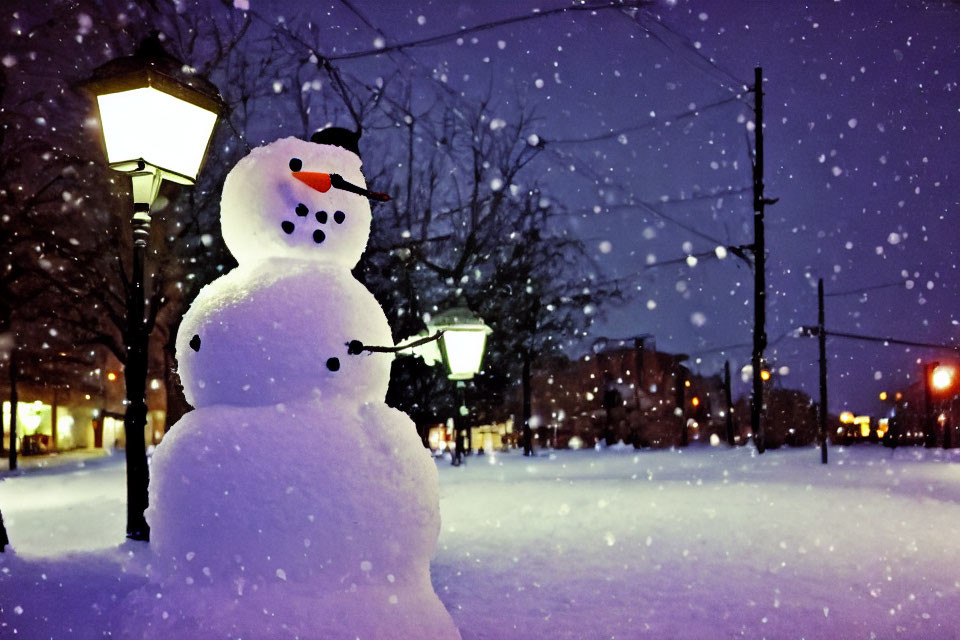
<box><xmin>295</xmin><ymin>203</ymin><xmax>309</xmax><ymax>217</ymax></box>
<box><xmin>326</xmin><ymin>357</ymin><xmax>340</xmax><ymax>371</ymax></box>
<box><xmin>313</xmin><ymin>229</ymin><xmax>326</xmax><ymax>243</ymax></box>
<box><xmin>334</xmin><ymin>210</ymin><xmax>345</xmax><ymax>224</ymax></box>
<box><xmin>281</xmin><ymin>221</ymin><xmax>295</xmax><ymax>234</ymax></box>
<box><xmin>189</xmin><ymin>334</ymin><xmax>201</xmax><ymax>352</ymax></box>
<box><xmin>289</xmin><ymin>158</ymin><xmax>302</xmax><ymax>172</ymax></box>
<box><xmin>316</xmin><ymin>210</ymin><xmax>328</xmax><ymax>223</ymax></box>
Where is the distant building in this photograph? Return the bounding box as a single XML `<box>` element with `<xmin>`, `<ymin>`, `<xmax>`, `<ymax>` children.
<box><xmin>526</xmin><ymin>338</ymin><xmax>728</xmax><ymax>449</ymax></box>
<box><xmin>887</xmin><ymin>370</ymin><xmax>960</xmax><ymax>448</ymax></box>
<box><xmin>2</xmin><ymin>350</ymin><xmax>167</xmax><ymax>457</ymax></box>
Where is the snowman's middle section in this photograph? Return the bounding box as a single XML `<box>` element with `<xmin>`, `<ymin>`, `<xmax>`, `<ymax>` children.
<box><xmin>176</xmin><ymin>259</ymin><xmax>394</xmax><ymax>408</ymax></box>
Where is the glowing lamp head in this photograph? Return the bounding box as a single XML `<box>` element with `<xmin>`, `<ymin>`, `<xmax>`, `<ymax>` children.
<box><xmin>760</xmin><ymin>370</ymin><xmax>772</xmax><ymax>382</ymax></box>
<box><xmin>931</xmin><ymin>365</ymin><xmax>955</xmax><ymax>392</ymax></box>
<box><xmin>428</xmin><ymin>307</ymin><xmax>493</xmax><ymax>380</ymax></box>
<box><xmin>83</xmin><ymin>35</ymin><xmax>222</xmax><ymax>183</ymax></box>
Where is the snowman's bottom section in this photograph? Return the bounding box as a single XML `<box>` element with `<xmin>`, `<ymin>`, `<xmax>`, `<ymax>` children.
<box><xmin>123</xmin><ymin>575</ymin><xmax>459</xmax><ymax>640</ymax></box>
<box><xmin>125</xmin><ymin>400</ymin><xmax>460</xmax><ymax>639</ymax></box>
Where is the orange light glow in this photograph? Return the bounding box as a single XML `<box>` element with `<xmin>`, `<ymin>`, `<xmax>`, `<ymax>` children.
<box><xmin>691</xmin><ymin>397</ymin><xmax>700</xmax><ymax>407</ymax></box>
<box><xmin>879</xmin><ymin>391</ymin><xmax>888</xmax><ymax>401</ymax></box>
<box><xmin>760</xmin><ymin>370</ymin><xmax>771</xmax><ymax>382</ymax></box>
<box><xmin>107</xmin><ymin>372</ymin><xmax>117</xmax><ymax>381</ymax></box>
<box><xmin>931</xmin><ymin>365</ymin><xmax>955</xmax><ymax>391</ymax></box>
<box><xmin>877</xmin><ymin>418</ymin><xmax>889</xmax><ymax>438</ymax></box>
<box><xmin>684</xmin><ymin>380</ymin><xmax>691</xmax><ymax>388</ymax></box>
<box><xmin>839</xmin><ymin>411</ymin><xmax>855</xmax><ymax>424</ymax></box>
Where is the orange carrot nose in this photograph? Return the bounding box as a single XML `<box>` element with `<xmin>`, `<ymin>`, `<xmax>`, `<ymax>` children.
<box><xmin>292</xmin><ymin>171</ymin><xmax>332</xmax><ymax>193</ymax></box>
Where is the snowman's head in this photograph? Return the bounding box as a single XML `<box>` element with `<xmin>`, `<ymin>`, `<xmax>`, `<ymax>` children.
<box><xmin>220</xmin><ymin>135</ymin><xmax>374</xmax><ymax>269</ymax></box>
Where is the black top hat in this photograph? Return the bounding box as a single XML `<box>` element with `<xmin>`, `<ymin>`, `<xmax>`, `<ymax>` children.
<box><xmin>310</xmin><ymin>127</ymin><xmax>361</xmax><ymax>155</ymax></box>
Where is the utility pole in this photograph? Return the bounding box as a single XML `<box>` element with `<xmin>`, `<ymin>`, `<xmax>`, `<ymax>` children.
<box><xmin>676</xmin><ymin>366</ymin><xmax>688</xmax><ymax>447</ymax></box>
<box><xmin>923</xmin><ymin>362</ymin><xmax>939</xmax><ymax>448</ymax></box>
<box><xmin>750</xmin><ymin>66</ymin><xmax>777</xmax><ymax>454</ymax></box>
<box><xmin>724</xmin><ymin>360</ymin><xmax>735</xmax><ymax>446</ymax></box>
<box><xmin>817</xmin><ymin>279</ymin><xmax>828</xmax><ymax>464</ymax></box>
<box><xmin>632</xmin><ymin>335</ymin><xmax>649</xmax><ymax>441</ymax></box>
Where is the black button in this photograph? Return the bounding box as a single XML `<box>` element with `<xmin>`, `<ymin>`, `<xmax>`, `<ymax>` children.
<box><xmin>281</xmin><ymin>221</ymin><xmax>295</xmax><ymax>234</ymax></box>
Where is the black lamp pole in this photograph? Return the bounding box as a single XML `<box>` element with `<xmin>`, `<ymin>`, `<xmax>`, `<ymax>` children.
<box><xmin>83</xmin><ymin>35</ymin><xmax>222</xmax><ymax>542</ymax></box>
<box><xmin>123</xmin><ymin>202</ymin><xmax>153</xmax><ymax>540</ymax></box>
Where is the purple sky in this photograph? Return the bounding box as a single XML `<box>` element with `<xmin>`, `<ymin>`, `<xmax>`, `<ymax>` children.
<box><xmin>18</xmin><ymin>0</ymin><xmax>952</xmax><ymax>414</ymax></box>
<box><xmin>282</xmin><ymin>0</ymin><xmax>958</xmax><ymax>413</ymax></box>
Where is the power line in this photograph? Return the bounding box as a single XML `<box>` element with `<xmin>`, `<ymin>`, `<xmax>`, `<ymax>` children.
<box><xmin>327</xmin><ymin>1</ymin><xmax>651</xmax><ymax>61</ymax></box>
<box><xmin>824</xmin><ymin>281</ymin><xmax>907</xmax><ymax>297</ymax></box>
<box><xmin>632</xmin><ymin>199</ymin><xmax>732</xmax><ymax>246</ymax></box>
<box><xmin>599</xmin><ymin>185</ymin><xmax>751</xmax><ymax>211</ymax></box>
<box><xmin>687</xmin><ymin>329</ymin><xmax>793</xmax><ymax>358</ymax></box>
<box><xmin>546</xmin><ymin>93</ymin><xmax>745</xmax><ymax>145</ymax></box>
<box><xmin>619</xmin><ymin>8</ymin><xmax>748</xmax><ymax>92</ymax></box>
<box><xmin>799</xmin><ymin>327</ymin><xmax>959</xmax><ymax>351</ymax></box>
<box><xmin>588</xmin><ymin>241</ymin><xmax>751</xmax><ymax>295</ymax></box>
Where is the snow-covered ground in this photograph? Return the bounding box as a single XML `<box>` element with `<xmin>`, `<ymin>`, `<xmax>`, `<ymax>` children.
<box><xmin>3</xmin><ymin>445</ymin><xmax>960</xmax><ymax>638</ymax></box>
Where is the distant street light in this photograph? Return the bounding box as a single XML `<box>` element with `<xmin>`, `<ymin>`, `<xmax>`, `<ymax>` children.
<box><xmin>927</xmin><ymin>363</ymin><xmax>957</xmax><ymax>449</ymax></box>
<box><xmin>427</xmin><ymin>307</ymin><xmax>492</xmax><ymax>465</ymax></box>
<box><xmin>931</xmin><ymin>365</ymin><xmax>955</xmax><ymax>392</ymax></box>
<box><xmin>82</xmin><ymin>34</ymin><xmax>222</xmax><ymax>541</ymax></box>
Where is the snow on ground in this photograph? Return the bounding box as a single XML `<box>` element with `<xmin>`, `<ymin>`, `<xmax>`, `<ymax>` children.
<box><xmin>3</xmin><ymin>445</ymin><xmax>960</xmax><ymax>638</ymax></box>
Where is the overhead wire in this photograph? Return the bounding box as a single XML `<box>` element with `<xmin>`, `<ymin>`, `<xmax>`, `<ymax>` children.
<box><xmin>799</xmin><ymin>328</ymin><xmax>959</xmax><ymax>352</ymax></box>
<box><xmin>623</xmin><ymin>8</ymin><xmax>748</xmax><ymax>93</ymax></box>
<box><xmin>326</xmin><ymin>0</ymin><xmax>650</xmax><ymax>61</ymax></box>
<box><xmin>824</xmin><ymin>281</ymin><xmax>909</xmax><ymax>297</ymax></box>
<box><xmin>547</xmin><ymin>93</ymin><xmax>745</xmax><ymax>145</ymax></box>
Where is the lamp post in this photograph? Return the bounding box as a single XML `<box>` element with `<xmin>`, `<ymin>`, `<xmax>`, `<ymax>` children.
<box><xmin>82</xmin><ymin>35</ymin><xmax>222</xmax><ymax>541</ymax></box>
<box><xmin>426</xmin><ymin>307</ymin><xmax>492</xmax><ymax>465</ymax></box>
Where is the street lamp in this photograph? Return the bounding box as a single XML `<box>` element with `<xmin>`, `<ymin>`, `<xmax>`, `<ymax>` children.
<box><xmin>926</xmin><ymin>363</ymin><xmax>956</xmax><ymax>449</ymax></box>
<box><xmin>82</xmin><ymin>34</ymin><xmax>222</xmax><ymax>541</ymax></box>
<box><xmin>931</xmin><ymin>365</ymin><xmax>955</xmax><ymax>392</ymax></box>
<box><xmin>428</xmin><ymin>307</ymin><xmax>493</xmax><ymax>381</ymax></box>
<box><xmin>426</xmin><ymin>307</ymin><xmax>492</xmax><ymax>464</ymax></box>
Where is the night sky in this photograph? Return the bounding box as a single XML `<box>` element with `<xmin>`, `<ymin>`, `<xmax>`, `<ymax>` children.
<box><xmin>13</xmin><ymin>0</ymin><xmax>960</xmax><ymax>414</ymax></box>
<box><xmin>270</xmin><ymin>0</ymin><xmax>958</xmax><ymax>414</ymax></box>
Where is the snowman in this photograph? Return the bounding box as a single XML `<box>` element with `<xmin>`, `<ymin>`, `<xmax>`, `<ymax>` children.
<box><xmin>128</xmin><ymin>130</ymin><xmax>461</xmax><ymax>639</ymax></box>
